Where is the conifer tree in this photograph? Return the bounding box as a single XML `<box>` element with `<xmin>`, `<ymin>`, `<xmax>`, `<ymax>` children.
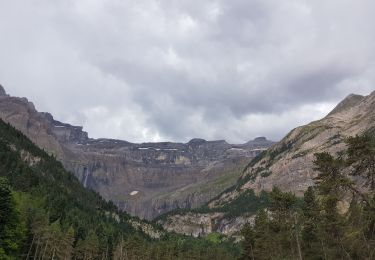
<box><xmin>252</xmin><ymin>209</ymin><xmax>271</xmax><ymax>259</ymax></box>
<box><xmin>240</xmin><ymin>223</ymin><xmax>255</xmax><ymax>260</ymax></box>
<box><xmin>268</xmin><ymin>187</ymin><xmax>300</xmax><ymax>259</ymax></box>
<box><xmin>301</xmin><ymin>187</ymin><xmax>324</xmax><ymax>259</ymax></box>
<box><xmin>314</xmin><ymin>152</ymin><xmax>351</xmax><ymax>258</ymax></box>
<box><xmin>75</xmin><ymin>230</ymin><xmax>100</xmax><ymax>259</ymax></box>
<box><xmin>0</xmin><ymin>178</ymin><xmax>25</xmax><ymax>258</ymax></box>
<box><xmin>60</xmin><ymin>226</ymin><xmax>75</xmax><ymax>260</ymax></box>
<box><xmin>113</xmin><ymin>235</ymin><xmax>127</xmax><ymax>260</ymax></box>
<box><xmin>347</xmin><ymin>135</ymin><xmax>375</xmax><ymax>190</ymax></box>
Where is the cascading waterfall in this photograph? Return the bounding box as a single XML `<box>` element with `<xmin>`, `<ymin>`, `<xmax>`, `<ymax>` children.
<box><xmin>83</xmin><ymin>167</ymin><xmax>89</xmax><ymax>188</ymax></box>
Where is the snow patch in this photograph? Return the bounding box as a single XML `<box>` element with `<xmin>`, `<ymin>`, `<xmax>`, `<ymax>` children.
<box><xmin>130</xmin><ymin>191</ymin><xmax>139</xmax><ymax>196</ymax></box>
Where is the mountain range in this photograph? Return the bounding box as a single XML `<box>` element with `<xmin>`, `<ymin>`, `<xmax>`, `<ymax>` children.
<box><xmin>2</xmin><ymin>84</ymin><xmax>374</xmax><ymax>239</ymax></box>
<box><xmin>0</xmin><ymin>85</ymin><xmax>274</xmax><ymax>219</ymax></box>
<box><xmin>0</xmin><ymin>104</ymin><xmax>240</xmax><ymax>259</ymax></box>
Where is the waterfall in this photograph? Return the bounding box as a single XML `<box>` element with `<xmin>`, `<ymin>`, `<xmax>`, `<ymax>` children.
<box><xmin>83</xmin><ymin>167</ymin><xmax>89</xmax><ymax>188</ymax></box>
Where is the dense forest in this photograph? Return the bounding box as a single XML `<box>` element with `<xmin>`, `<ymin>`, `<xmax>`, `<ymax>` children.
<box><xmin>0</xmin><ymin>119</ymin><xmax>240</xmax><ymax>259</ymax></box>
<box><xmin>240</xmin><ymin>135</ymin><xmax>375</xmax><ymax>259</ymax></box>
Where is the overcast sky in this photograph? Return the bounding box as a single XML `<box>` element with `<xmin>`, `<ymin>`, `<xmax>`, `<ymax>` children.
<box><xmin>1</xmin><ymin>0</ymin><xmax>375</xmax><ymax>143</ymax></box>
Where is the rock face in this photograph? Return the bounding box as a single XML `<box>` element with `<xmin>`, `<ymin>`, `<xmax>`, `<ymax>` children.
<box><xmin>0</xmin><ymin>86</ymin><xmax>274</xmax><ymax>219</ymax></box>
<box><xmin>235</xmin><ymin>91</ymin><xmax>374</xmax><ymax>197</ymax></box>
<box><xmin>160</xmin><ymin>90</ymin><xmax>375</xmax><ymax>236</ymax></box>
<box><xmin>159</xmin><ymin>212</ymin><xmax>254</xmax><ymax>238</ymax></box>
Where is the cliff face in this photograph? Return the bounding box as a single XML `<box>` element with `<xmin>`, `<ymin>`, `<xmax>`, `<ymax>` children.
<box><xmin>0</xmin><ymin>85</ymin><xmax>274</xmax><ymax>219</ymax></box>
<box><xmin>159</xmin><ymin>90</ymin><xmax>375</xmax><ymax>236</ymax></box>
<box><xmin>159</xmin><ymin>212</ymin><xmax>254</xmax><ymax>239</ymax></box>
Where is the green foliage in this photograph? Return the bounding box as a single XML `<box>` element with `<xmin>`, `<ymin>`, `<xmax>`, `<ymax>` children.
<box><xmin>346</xmin><ymin>134</ymin><xmax>375</xmax><ymax>190</ymax></box>
<box><xmin>0</xmin><ymin>178</ymin><xmax>25</xmax><ymax>259</ymax></box>
<box><xmin>260</xmin><ymin>171</ymin><xmax>272</xmax><ymax>178</ymax></box>
<box><xmin>157</xmin><ymin>189</ymin><xmax>269</xmax><ymax>223</ymax></box>
<box><xmin>268</xmin><ymin>142</ymin><xmax>293</xmax><ymax>162</ymax></box>
<box><xmin>218</xmin><ymin>190</ymin><xmax>269</xmax><ymax>218</ymax></box>
<box><xmin>205</xmin><ymin>232</ymin><xmax>226</xmax><ymax>244</ymax></box>
<box><xmin>243</xmin><ymin>151</ymin><xmax>267</xmax><ymax>173</ymax></box>
<box><xmin>300</xmin><ymin>187</ymin><xmax>322</xmax><ymax>259</ymax></box>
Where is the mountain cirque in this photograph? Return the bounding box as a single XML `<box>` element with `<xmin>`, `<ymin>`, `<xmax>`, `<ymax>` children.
<box><xmin>159</xmin><ymin>90</ymin><xmax>375</xmax><ymax>236</ymax></box>
<box><xmin>0</xmin><ymin>85</ymin><xmax>274</xmax><ymax>219</ymax></box>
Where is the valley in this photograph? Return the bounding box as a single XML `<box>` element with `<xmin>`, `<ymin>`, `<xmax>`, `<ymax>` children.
<box><xmin>0</xmin><ymin>85</ymin><xmax>274</xmax><ymax>219</ymax></box>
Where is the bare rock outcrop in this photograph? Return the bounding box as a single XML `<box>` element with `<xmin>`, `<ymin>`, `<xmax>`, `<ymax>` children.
<box><xmin>159</xmin><ymin>212</ymin><xmax>254</xmax><ymax>238</ymax></box>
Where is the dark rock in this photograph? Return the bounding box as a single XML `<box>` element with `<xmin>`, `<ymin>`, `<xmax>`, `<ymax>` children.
<box><xmin>0</xmin><ymin>85</ymin><xmax>7</xmax><ymax>96</ymax></box>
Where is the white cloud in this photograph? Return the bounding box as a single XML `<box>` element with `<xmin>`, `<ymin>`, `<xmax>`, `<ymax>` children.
<box><xmin>0</xmin><ymin>0</ymin><xmax>374</xmax><ymax>143</ymax></box>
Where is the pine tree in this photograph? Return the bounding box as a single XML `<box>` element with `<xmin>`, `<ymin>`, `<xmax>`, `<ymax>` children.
<box><xmin>240</xmin><ymin>223</ymin><xmax>255</xmax><ymax>260</ymax></box>
<box><xmin>0</xmin><ymin>177</ymin><xmax>25</xmax><ymax>259</ymax></box>
<box><xmin>29</xmin><ymin>210</ymin><xmax>49</xmax><ymax>260</ymax></box>
<box><xmin>313</xmin><ymin>152</ymin><xmax>350</xmax><ymax>259</ymax></box>
<box><xmin>346</xmin><ymin>135</ymin><xmax>375</xmax><ymax>190</ymax></box>
<box><xmin>123</xmin><ymin>235</ymin><xmax>145</xmax><ymax>260</ymax></box>
<box><xmin>345</xmin><ymin>135</ymin><xmax>375</xmax><ymax>258</ymax></box>
<box><xmin>60</xmin><ymin>226</ymin><xmax>75</xmax><ymax>260</ymax></box>
<box><xmin>252</xmin><ymin>209</ymin><xmax>272</xmax><ymax>259</ymax></box>
<box><xmin>268</xmin><ymin>187</ymin><xmax>300</xmax><ymax>259</ymax></box>
<box><xmin>301</xmin><ymin>187</ymin><xmax>324</xmax><ymax>259</ymax></box>
<box><xmin>113</xmin><ymin>235</ymin><xmax>127</xmax><ymax>260</ymax></box>
<box><xmin>75</xmin><ymin>230</ymin><xmax>100</xmax><ymax>260</ymax></box>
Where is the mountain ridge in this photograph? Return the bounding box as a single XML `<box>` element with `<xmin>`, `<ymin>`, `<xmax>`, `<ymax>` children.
<box><xmin>0</xmin><ymin>85</ymin><xmax>274</xmax><ymax>219</ymax></box>
<box><xmin>159</xmin><ymin>89</ymin><xmax>375</xmax><ymax>237</ymax></box>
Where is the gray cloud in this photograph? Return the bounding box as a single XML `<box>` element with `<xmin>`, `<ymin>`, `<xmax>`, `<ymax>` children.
<box><xmin>0</xmin><ymin>0</ymin><xmax>375</xmax><ymax>143</ymax></box>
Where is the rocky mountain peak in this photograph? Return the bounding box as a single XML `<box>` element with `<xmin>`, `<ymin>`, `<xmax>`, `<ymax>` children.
<box><xmin>235</xmin><ymin>90</ymin><xmax>375</xmax><ymax>197</ymax></box>
<box><xmin>0</xmin><ymin>85</ymin><xmax>7</xmax><ymax>96</ymax></box>
<box><xmin>187</xmin><ymin>138</ymin><xmax>206</xmax><ymax>144</ymax></box>
<box><xmin>40</xmin><ymin>112</ymin><xmax>54</xmax><ymax>122</ymax></box>
<box><xmin>327</xmin><ymin>93</ymin><xmax>365</xmax><ymax>117</ymax></box>
<box><xmin>243</xmin><ymin>136</ymin><xmax>275</xmax><ymax>148</ymax></box>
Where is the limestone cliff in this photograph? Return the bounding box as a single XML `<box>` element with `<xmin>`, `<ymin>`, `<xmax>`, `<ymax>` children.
<box><xmin>0</xmin><ymin>85</ymin><xmax>274</xmax><ymax>219</ymax></box>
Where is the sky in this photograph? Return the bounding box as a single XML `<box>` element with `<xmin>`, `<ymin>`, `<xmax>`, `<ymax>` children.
<box><xmin>1</xmin><ymin>0</ymin><xmax>375</xmax><ymax>143</ymax></box>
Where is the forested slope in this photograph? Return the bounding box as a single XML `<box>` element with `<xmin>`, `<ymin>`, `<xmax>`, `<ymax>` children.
<box><xmin>0</xmin><ymin>119</ymin><xmax>240</xmax><ymax>259</ymax></box>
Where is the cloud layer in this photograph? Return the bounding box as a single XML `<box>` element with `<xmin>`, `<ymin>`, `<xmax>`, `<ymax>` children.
<box><xmin>1</xmin><ymin>0</ymin><xmax>375</xmax><ymax>143</ymax></box>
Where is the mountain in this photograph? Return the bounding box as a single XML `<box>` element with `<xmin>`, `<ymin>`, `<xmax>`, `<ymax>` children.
<box><xmin>0</xmin><ymin>116</ymin><xmax>243</xmax><ymax>259</ymax></box>
<box><xmin>0</xmin><ymin>85</ymin><xmax>274</xmax><ymax>219</ymax></box>
<box><xmin>159</xmin><ymin>90</ymin><xmax>375</xmax><ymax>237</ymax></box>
<box><xmin>235</xmin><ymin>91</ymin><xmax>374</xmax><ymax>196</ymax></box>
